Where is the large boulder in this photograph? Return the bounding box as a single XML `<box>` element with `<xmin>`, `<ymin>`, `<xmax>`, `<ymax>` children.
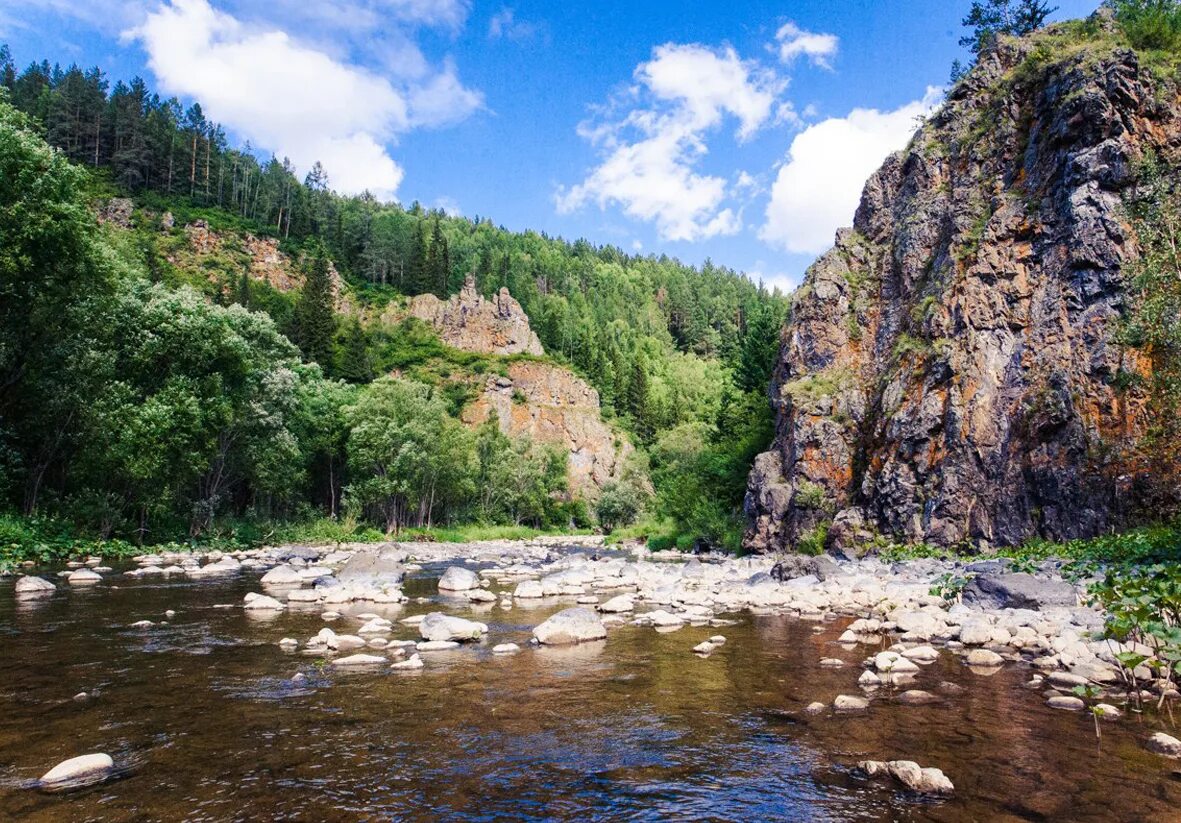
<box><xmin>438</xmin><ymin>566</ymin><xmax>480</xmax><ymax>592</ymax></box>
<box><xmin>260</xmin><ymin>565</ymin><xmax>303</xmax><ymax>585</ymax></box>
<box><xmin>533</xmin><ymin>607</ymin><xmax>607</xmax><ymax>645</ymax></box>
<box><xmin>14</xmin><ymin>575</ymin><xmax>55</xmax><ymax>597</ymax></box>
<box><xmin>770</xmin><ymin>553</ymin><xmax>838</xmax><ymax>582</ymax></box>
<box><xmin>962</xmin><ymin>573</ymin><xmax>1076</xmax><ymax>610</ymax></box>
<box><xmin>336</xmin><ymin>551</ymin><xmax>404</xmax><ymax>585</ymax></box>
<box><xmin>858</xmin><ymin>760</ymin><xmax>953</xmax><ymax>795</ymax></box>
<box><xmin>418</xmin><ymin>612</ymin><xmax>487</xmax><ymax>642</ymax></box>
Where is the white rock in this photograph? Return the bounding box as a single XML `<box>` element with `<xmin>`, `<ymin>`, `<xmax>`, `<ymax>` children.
<box><xmin>278</xmin><ymin>638</ymin><xmax>299</xmax><ymax>649</ymax></box>
<box><xmin>965</xmin><ymin>649</ymin><xmax>1004</xmax><ymax>667</ymax></box>
<box><xmin>902</xmin><ymin>645</ymin><xmax>939</xmax><ymax>662</ymax></box>
<box><xmin>820</xmin><ymin>658</ymin><xmax>845</xmax><ymax>668</ymax></box>
<box><xmin>243</xmin><ymin>594</ymin><xmax>284</xmax><ymax>611</ymax></box>
<box><xmin>391</xmin><ymin>654</ymin><xmax>424</xmax><ymax>670</ymax></box>
<box><xmin>644</xmin><ymin>609</ymin><xmax>684</xmax><ymax>627</ymax></box>
<box><xmin>804</xmin><ymin>701</ymin><xmax>826</xmax><ymax>715</ymax></box>
<box><xmin>513</xmin><ymin>580</ymin><xmax>545</xmax><ymax>599</ymax></box>
<box><xmin>492</xmin><ymin>643</ymin><xmax>521</xmax><ymax>654</ymax></box>
<box><xmin>598</xmin><ymin>595</ymin><xmax>634</xmax><ymax>613</ymax></box>
<box><xmin>438</xmin><ymin>566</ymin><xmax>480</xmax><ymax>591</ymax></box>
<box><xmin>834</xmin><ymin>694</ymin><xmax>869</xmax><ymax>711</ymax></box>
<box><xmin>692</xmin><ymin>641</ymin><xmax>715</xmax><ymax>654</ymax></box>
<box><xmin>40</xmin><ymin>753</ymin><xmax>114</xmax><ymax>786</ymax></box>
<box><xmin>332</xmin><ymin>654</ymin><xmax>387</xmax><ymax>667</ymax></box>
<box><xmin>67</xmin><ymin>569</ymin><xmax>103</xmax><ymax>586</ymax></box>
<box><xmin>260</xmin><ymin>566</ymin><xmax>303</xmax><ymax>585</ymax></box>
<box><xmin>419</xmin><ymin>612</ymin><xmax>487</xmax><ymax>642</ymax></box>
<box><xmin>858</xmin><ymin>670</ymin><xmax>882</xmax><ymax>687</ymax></box>
<box><xmin>709</xmin><ymin>635</ymin><xmax>726</xmax><ymax>645</ymax></box>
<box><xmin>14</xmin><ymin>576</ymin><xmax>56</xmax><ymax>597</ymax></box>
<box><xmin>357</xmin><ymin>619</ymin><xmax>392</xmax><ymax>635</ymax></box>
<box><xmin>533</xmin><ymin>607</ymin><xmax>607</xmax><ymax>645</ymax></box>
<box><xmin>1147</xmin><ymin>732</ymin><xmax>1181</xmax><ymax>757</ymax></box>
<box><xmin>417</xmin><ymin>640</ymin><xmax>461</xmax><ymax>651</ymax></box>
<box><xmin>129</xmin><ymin>620</ymin><xmax>153</xmax><ymax>629</ymax></box>
<box><xmin>859</xmin><ymin>760</ymin><xmax>953</xmax><ymax>795</ymax></box>
<box><xmin>1047</xmin><ymin>695</ymin><xmax>1085</xmax><ymax>711</ymax></box>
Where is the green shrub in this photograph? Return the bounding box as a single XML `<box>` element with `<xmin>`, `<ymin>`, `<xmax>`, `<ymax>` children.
<box><xmin>1112</xmin><ymin>0</ymin><xmax>1181</xmax><ymax>52</ymax></box>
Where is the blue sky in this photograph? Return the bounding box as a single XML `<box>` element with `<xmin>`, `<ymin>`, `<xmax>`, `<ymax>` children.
<box><xmin>1</xmin><ymin>0</ymin><xmax>1099</xmax><ymax>290</ymax></box>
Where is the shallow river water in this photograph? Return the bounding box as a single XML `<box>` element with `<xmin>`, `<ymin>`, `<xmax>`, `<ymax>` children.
<box><xmin>2</xmin><ymin>556</ymin><xmax>1180</xmax><ymax>822</ymax></box>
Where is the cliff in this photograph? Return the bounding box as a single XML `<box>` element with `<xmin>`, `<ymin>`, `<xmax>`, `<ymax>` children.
<box><xmin>461</xmin><ymin>361</ymin><xmax>631</xmax><ymax>493</ymax></box>
<box><xmin>746</xmin><ymin>21</ymin><xmax>1174</xmax><ymax>554</ymax></box>
<box><xmin>400</xmin><ymin>277</ymin><xmax>544</xmax><ymax>356</ymax></box>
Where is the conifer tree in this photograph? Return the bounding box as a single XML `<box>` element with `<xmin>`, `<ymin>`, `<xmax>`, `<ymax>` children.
<box><xmin>627</xmin><ymin>356</ymin><xmax>653</xmax><ymax>442</ymax></box>
<box><xmin>337</xmin><ymin>317</ymin><xmax>374</xmax><ymax>384</ymax></box>
<box><xmin>292</xmin><ymin>239</ymin><xmax>337</xmax><ymax>369</ymax></box>
<box><xmin>407</xmin><ymin>220</ymin><xmax>429</xmax><ymax>295</ymax></box>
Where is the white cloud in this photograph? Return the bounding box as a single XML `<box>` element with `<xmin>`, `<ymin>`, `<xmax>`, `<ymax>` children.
<box><xmin>760</xmin><ymin>87</ymin><xmax>943</xmax><ymax>255</ymax></box>
<box><xmin>488</xmin><ymin>7</ymin><xmax>541</xmax><ymax>42</ymax></box>
<box><xmin>557</xmin><ymin>43</ymin><xmax>783</xmax><ymax>243</ymax></box>
<box><xmin>125</xmin><ymin>0</ymin><xmax>482</xmax><ymax>199</ymax></box>
<box><xmin>774</xmin><ymin>21</ymin><xmax>838</xmax><ymax>69</ymax></box>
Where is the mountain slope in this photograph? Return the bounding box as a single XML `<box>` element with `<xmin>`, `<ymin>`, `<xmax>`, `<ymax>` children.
<box><xmin>746</xmin><ymin>17</ymin><xmax>1178</xmax><ymax>554</ymax></box>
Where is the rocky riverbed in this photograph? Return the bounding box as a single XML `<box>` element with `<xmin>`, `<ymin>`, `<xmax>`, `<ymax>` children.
<box><xmin>3</xmin><ymin>538</ymin><xmax>1181</xmax><ymax>821</ymax></box>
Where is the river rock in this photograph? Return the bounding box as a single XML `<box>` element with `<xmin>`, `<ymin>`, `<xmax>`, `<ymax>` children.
<box><xmin>243</xmin><ymin>593</ymin><xmax>284</xmax><ymax>610</ymax></box>
<box><xmin>419</xmin><ymin>612</ymin><xmax>487</xmax><ymax>642</ymax></box>
<box><xmin>465</xmin><ymin>588</ymin><xmax>497</xmax><ymax>603</ymax></box>
<box><xmin>1147</xmin><ymin>732</ymin><xmax>1181</xmax><ymax>757</ymax></box>
<box><xmin>337</xmin><ymin>551</ymin><xmax>404</xmax><ymax>585</ymax></box>
<box><xmin>67</xmin><ymin>568</ymin><xmax>102</xmax><ymax>585</ymax></box>
<box><xmin>962</xmin><ymin>573</ymin><xmax>1076</xmax><ymax>610</ymax></box>
<box><xmin>533</xmin><ymin>607</ymin><xmax>607</xmax><ymax>645</ymax></box>
<box><xmin>260</xmin><ymin>565</ymin><xmax>303</xmax><ymax>585</ymax></box>
<box><xmin>834</xmin><ymin>694</ymin><xmax>869</xmax><ymax>712</ymax></box>
<box><xmin>858</xmin><ymin>760</ymin><xmax>954</xmax><ymax>795</ymax></box>
<box><xmin>599</xmin><ymin>595</ymin><xmax>635</xmax><ymax>613</ymax></box>
<box><xmin>492</xmin><ymin>643</ymin><xmax>520</xmax><ymax>654</ymax></box>
<box><xmin>332</xmin><ymin>654</ymin><xmax>387</xmax><ymax>667</ymax></box>
<box><xmin>1047</xmin><ymin>695</ymin><xmax>1085</xmax><ymax>711</ymax></box>
<box><xmin>958</xmin><ymin>618</ymin><xmax>993</xmax><ymax>646</ymax></box>
<box><xmin>804</xmin><ymin>701</ymin><xmax>827</xmax><ymax>715</ymax></box>
<box><xmin>417</xmin><ymin>640</ymin><xmax>461</xmax><ymax>651</ymax></box>
<box><xmin>692</xmin><ymin>641</ymin><xmax>715</xmax><ymax>654</ymax></box>
<box><xmin>897</xmin><ymin>690</ymin><xmax>938</xmax><ymax>705</ymax></box>
<box><xmin>965</xmin><ymin>649</ymin><xmax>1004</xmax><ymax>667</ymax></box>
<box><xmin>39</xmin><ymin>753</ymin><xmax>114</xmax><ymax>787</ymax></box>
<box><xmin>820</xmin><ymin>658</ymin><xmax>845</xmax><ymax>668</ymax></box>
<box><xmin>438</xmin><ymin>566</ymin><xmax>480</xmax><ymax>591</ymax></box>
<box><xmin>902</xmin><ymin>646</ymin><xmax>939</xmax><ymax>662</ymax></box>
<box><xmin>391</xmin><ymin>654</ymin><xmax>424</xmax><ymax>670</ymax></box>
<box><xmin>15</xmin><ymin>576</ymin><xmax>55</xmax><ymax>597</ymax></box>
<box><xmin>513</xmin><ymin>580</ymin><xmax>545</xmax><ymax>598</ymax></box>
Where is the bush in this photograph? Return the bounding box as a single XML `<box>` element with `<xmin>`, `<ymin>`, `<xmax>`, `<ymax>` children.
<box><xmin>1112</xmin><ymin>0</ymin><xmax>1181</xmax><ymax>51</ymax></box>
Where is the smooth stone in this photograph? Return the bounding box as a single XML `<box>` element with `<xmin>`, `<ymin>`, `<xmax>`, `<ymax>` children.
<box><xmin>332</xmin><ymin>654</ymin><xmax>387</xmax><ymax>667</ymax></box>
<box><xmin>1095</xmin><ymin>703</ymin><xmax>1122</xmax><ymax>720</ymax></box>
<box><xmin>534</xmin><ymin>607</ymin><xmax>608</xmax><ymax>645</ymax></box>
<box><xmin>40</xmin><ymin>753</ymin><xmax>114</xmax><ymax>786</ymax></box>
<box><xmin>492</xmin><ymin>643</ymin><xmax>521</xmax><ymax>654</ymax></box>
<box><xmin>897</xmin><ymin>689</ymin><xmax>938</xmax><ymax>705</ymax></box>
<box><xmin>902</xmin><ymin>645</ymin><xmax>939</xmax><ymax>662</ymax></box>
<box><xmin>804</xmin><ymin>701</ymin><xmax>826</xmax><ymax>715</ymax></box>
<box><xmin>1147</xmin><ymin>732</ymin><xmax>1181</xmax><ymax>757</ymax></box>
<box><xmin>391</xmin><ymin>654</ymin><xmax>424</xmax><ymax>670</ymax></box>
<box><xmin>67</xmin><ymin>569</ymin><xmax>103</xmax><ymax>585</ymax></box>
<box><xmin>692</xmin><ymin>641</ymin><xmax>715</xmax><ymax>654</ymax></box>
<box><xmin>465</xmin><ymin>589</ymin><xmax>497</xmax><ymax>603</ymax></box>
<box><xmin>1047</xmin><ymin>695</ymin><xmax>1085</xmax><ymax>711</ymax></box>
<box><xmin>129</xmin><ymin>620</ymin><xmax>153</xmax><ymax>629</ymax></box>
<box><xmin>417</xmin><ymin>640</ymin><xmax>461</xmax><ymax>651</ymax></box>
<box><xmin>1047</xmin><ymin>671</ymin><xmax>1088</xmax><ymax>689</ymax></box>
<box><xmin>438</xmin><ymin>566</ymin><xmax>480</xmax><ymax>592</ymax></box>
<box><xmin>598</xmin><ymin>595</ymin><xmax>635</xmax><ymax>613</ymax></box>
<box><xmin>419</xmin><ymin>612</ymin><xmax>487</xmax><ymax>642</ymax></box>
<box><xmin>73</xmin><ymin>692</ymin><xmax>89</xmax><ymax>702</ymax></box>
<box><xmin>14</xmin><ymin>576</ymin><xmax>55</xmax><ymax>597</ymax></box>
<box><xmin>260</xmin><ymin>565</ymin><xmax>303</xmax><ymax>585</ymax></box>
<box><xmin>834</xmin><ymin>694</ymin><xmax>869</xmax><ymax>712</ymax></box>
<box><xmin>858</xmin><ymin>670</ymin><xmax>882</xmax><ymax>688</ymax></box>
<box><xmin>513</xmin><ymin>580</ymin><xmax>545</xmax><ymax>599</ymax></box>
<box><xmin>278</xmin><ymin>638</ymin><xmax>299</xmax><ymax>649</ymax></box>
<box><xmin>709</xmin><ymin>635</ymin><xmax>726</xmax><ymax>645</ymax></box>
<box><xmin>243</xmin><ymin>594</ymin><xmax>284</xmax><ymax>611</ymax></box>
<box><xmin>820</xmin><ymin>658</ymin><xmax>845</xmax><ymax>668</ymax></box>
<box><xmin>965</xmin><ymin>649</ymin><xmax>1004</xmax><ymax>667</ymax></box>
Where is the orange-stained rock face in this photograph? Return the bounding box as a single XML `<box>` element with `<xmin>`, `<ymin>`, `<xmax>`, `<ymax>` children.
<box><xmin>461</xmin><ymin>361</ymin><xmax>629</xmax><ymax>496</ymax></box>
<box><xmin>746</xmin><ymin>33</ymin><xmax>1169</xmax><ymax>553</ymax></box>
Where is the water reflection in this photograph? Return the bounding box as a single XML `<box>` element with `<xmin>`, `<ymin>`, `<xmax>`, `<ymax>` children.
<box><xmin>1</xmin><ymin>565</ymin><xmax>1180</xmax><ymax>821</ymax></box>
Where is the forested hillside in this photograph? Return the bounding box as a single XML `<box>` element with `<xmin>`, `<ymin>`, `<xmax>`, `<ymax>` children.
<box><xmin>0</xmin><ymin>49</ymin><xmax>787</xmax><ymax>553</ymax></box>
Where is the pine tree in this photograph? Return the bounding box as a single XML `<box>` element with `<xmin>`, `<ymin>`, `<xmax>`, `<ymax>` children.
<box><xmin>236</xmin><ymin>262</ymin><xmax>251</xmax><ymax>309</ymax></box>
<box><xmin>337</xmin><ymin>317</ymin><xmax>373</xmax><ymax>383</ymax></box>
<box><xmin>407</xmin><ymin>220</ymin><xmax>429</xmax><ymax>295</ymax></box>
<box><xmin>734</xmin><ymin>301</ymin><xmax>782</xmax><ymax>393</ymax></box>
<box><xmin>293</xmin><ymin>240</ymin><xmax>337</xmax><ymax>369</ymax></box>
<box><xmin>626</xmin><ymin>356</ymin><xmax>653</xmax><ymax>442</ymax></box>
<box><xmin>426</xmin><ymin>216</ymin><xmax>450</xmax><ymax>297</ymax></box>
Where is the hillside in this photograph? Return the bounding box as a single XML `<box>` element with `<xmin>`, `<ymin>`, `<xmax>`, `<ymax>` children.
<box><xmin>746</xmin><ymin>12</ymin><xmax>1181</xmax><ymax>555</ymax></box>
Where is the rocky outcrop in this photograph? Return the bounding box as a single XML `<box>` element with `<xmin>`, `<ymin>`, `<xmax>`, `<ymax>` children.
<box><xmin>462</xmin><ymin>360</ymin><xmax>630</xmax><ymax>495</ymax></box>
<box><xmin>746</xmin><ymin>23</ymin><xmax>1171</xmax><ymax>553</ymax></box>
<box><xmin>403</xmin><ymin>275</ymin><xmax>543</xmax><ymax>356</ymax></box>
<box><xmin>174</xmin><ymin>220</ymin><xmax>345</xmax><ymax>303</ymax></box>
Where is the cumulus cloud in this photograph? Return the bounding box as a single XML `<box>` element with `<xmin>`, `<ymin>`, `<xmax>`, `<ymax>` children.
<box><xmin>774</xmin><ymin>21</ymin><xmax>839</xmax><ymax>69</ymax></box>
<box><xmin>557</xmin><ymin>43</ymin><xmax>783</xmax><ymax>243</ymax></box>
<box><xmin>125</xmin><ymin>0</ymin><xmax>482</xmax><ymax>198</ymax></box>
<box><xmin>760</xmin><ymin>87</ymin><xmax>943</xmax><ymax>255</ymax></box>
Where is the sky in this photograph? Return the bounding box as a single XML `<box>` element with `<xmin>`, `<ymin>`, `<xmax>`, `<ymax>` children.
<box><xmin>0</xmin><ymin>0</ymin><xmax>1100</xmax><ymax>291</ymax></box>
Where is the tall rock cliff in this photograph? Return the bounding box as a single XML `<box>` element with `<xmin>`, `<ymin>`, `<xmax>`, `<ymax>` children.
<box><xmin>400</xmin><ymin>276</ymin><xmax>544</xmax><ymax>356</ymax></box>
<box><xmin>746</xmin><ymin>21</ymin><xmax>1174</xmax><ymax>554</ymax></box>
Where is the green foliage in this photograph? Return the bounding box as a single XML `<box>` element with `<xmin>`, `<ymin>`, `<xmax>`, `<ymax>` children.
<box><xmin>796</xmin><ymin>522</ymin><xmax>830</xmax><ymax>556</ymax></box>
<box><xmin>1110</xmin><ymin>0</ymin><xmax>1181</xmax><ymax>52</ymax></box>
<box><xmin>960</xmin><ymin>0</ymin><xmax>1058</xmax><ymax>54</ymax></box>
<box><xmin>794</xmin><ymin>480</ymin><xmax>831</xmax><ymax>512</ymax></box>
<box><xmin>930</xmin><ymin>571</ymin><xmax>977</xmax><ymax>602</ymax></box>
<box><xmin>291</xmin><ymin>239</ymin><xmax>337</xmax><ymax>370</ymax></box>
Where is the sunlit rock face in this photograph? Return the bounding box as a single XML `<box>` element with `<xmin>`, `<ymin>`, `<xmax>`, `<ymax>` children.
<box><xmin>405</xmin><ymin>275</ymin><xmax>544</xmax><ymax>356</ymax></box>
<box><xmin>746</xmin><ymin>30</ymin><xmax>1173</xmax><ymax>553</ymax></box>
